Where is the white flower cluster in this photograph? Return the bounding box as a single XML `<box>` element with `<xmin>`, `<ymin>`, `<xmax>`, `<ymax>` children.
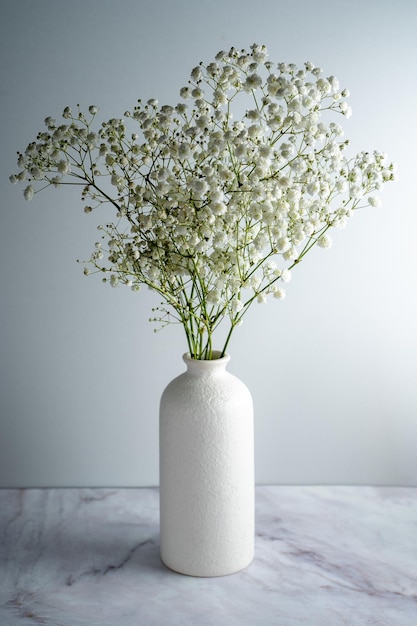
<box><xmin>11</xmin><ymin>44</ymin><xmax>395</xmax><ymax>359</ymax></box>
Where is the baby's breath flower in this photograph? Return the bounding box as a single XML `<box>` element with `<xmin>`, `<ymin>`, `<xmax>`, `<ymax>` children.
<box><xmin>23</xmin><ymin>184</ymin><xmax>34</xmax><ymax>201</ymax></box>
<box><xmin>231</xmin><ymin>298</ymin><xmax>244</xmax><ymax>313</ymax></box>
<box><xmin>51</xmin><ymin>176</ymin><xmax>62</xmax><ymax>188</ymax></box>
<box><xmin>10</xmin><ymin>44</ymin><xmax>394</xmax><ymax>359</ymax></box>
<box><xmin>339</xmin><ymin>101</ymin><xmax>352</xmax><ymax>118</ymax></box>
<box><xmin>244</xmin><ymin>73</ymin><xmax>263</xmax><ymax>91</ymax></box>
<box><xmin>273</xmin><ymin>287</ymin><xmax>286</xmax><ymax>299</ymax></box>
<box><xmin>317</xmin><ymin>234</ymin><xmax>333</xmax><ymax>249</ymax></box>
<box><xmin>368</xmin><ymin>196</ymin><xmax>381</xmax><ymax>208</ymax></box>
<box><xmin>29</xmin><ymin>166</ymin><xmax>43</xmax><ymax>180</ymax></box>
<box><xmin>57</xmin><ymin>160</ymin><xmax>71</xmax><ymax>175</ymax></box>
<box><xmin>180</xmin><ymin>87</ymin><xmax>191</xmax><ymax>99</ymax></box>
<box><xmin>44</xmin><ymin>116</ymin><xmax>56</xmax><ymax>128</ymax></box>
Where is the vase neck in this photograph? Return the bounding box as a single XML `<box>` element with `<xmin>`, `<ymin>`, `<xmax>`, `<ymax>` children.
<box><xmin>183</xmin><ymin>351</ymin><xmax>230</xmax><ymax>375</ymax></box>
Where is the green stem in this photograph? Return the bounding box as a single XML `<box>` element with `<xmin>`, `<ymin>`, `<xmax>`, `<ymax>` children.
<box><xmin>220</xmin><ymin>319</ymin><xmax>237</xmax><ymax>358</ymax></box>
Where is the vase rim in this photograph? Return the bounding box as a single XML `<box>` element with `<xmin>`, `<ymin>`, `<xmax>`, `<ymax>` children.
<box><xmin>183</xmin><ymin>350</ymin><xmax>230</xmax><ymax>364</ymax></box>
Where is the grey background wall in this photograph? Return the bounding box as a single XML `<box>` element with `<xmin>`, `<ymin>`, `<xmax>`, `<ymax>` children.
<box><xmin>1</xmin><ymin>0</ymin><xmax>416</xmax><ymax>487</ymax></box>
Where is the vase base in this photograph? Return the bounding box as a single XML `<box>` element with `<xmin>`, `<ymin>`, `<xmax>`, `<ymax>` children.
<box><xmin>160</xmin><ymin>553</ymin><xmax>254</xmax><ymax>578</ymax></box>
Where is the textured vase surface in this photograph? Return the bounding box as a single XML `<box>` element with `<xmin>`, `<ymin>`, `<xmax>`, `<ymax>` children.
<box><xmin>159</xmin><ymin>351</ymin><xmax>254</xmax><ymax>577</ymax></box>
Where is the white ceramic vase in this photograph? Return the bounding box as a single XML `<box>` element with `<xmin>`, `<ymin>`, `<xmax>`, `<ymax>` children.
<box><xmin>159</xmin><ymin>351</ymin><xmax>254</xmax><ymax>577</ymax></box>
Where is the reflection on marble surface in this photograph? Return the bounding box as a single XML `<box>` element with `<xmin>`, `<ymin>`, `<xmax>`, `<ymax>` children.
<box><xmin>0</xmin><ymin>486</ymin><xmax>416</xmax><ymax>625</ymax></box>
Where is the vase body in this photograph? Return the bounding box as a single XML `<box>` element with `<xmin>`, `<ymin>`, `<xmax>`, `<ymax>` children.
<box><xmin>159</xmin><ymin>351</ymin><xmax>254</xmax><ymax>577</ymax></box>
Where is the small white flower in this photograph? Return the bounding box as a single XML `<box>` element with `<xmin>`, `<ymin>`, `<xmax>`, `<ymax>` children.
<box><xmin>231</xmin><ymin>299</ymin><xmax>244</xmax><ymax>313</ymax></box>
<box><xmin>191</xmin><ymin>66</ymin><xmax>202</xmax><ymax>81</ymax></box>
<box><xmin>44</xmin><ymin>116</ymin><xmax>56</xmax><ymax>128</ymax></box>
<box><xmin>178</xmin><ymin>143</ymin><xmax>191</xmax><ymax>159</ymax></box>
<box><xmin>273</xmin><ymin>287</ymin><xmax>286</xmax><ymax>299</ymax></box>
<box><xmin>307</xmin><ymin>181</ymin><xmax>320</xmax><ymax>196</ymax></box>
<box><xmin>23</xmin><ymin>185</ymin><xmax>34</xmax><ymax>201</ymax></box>
<box><xmin>339</xmin><ymin>101</ymin><xmax>352</xmax><ymax>118</ymax></box>
<box><xmin>207</xmin><ymin>289</ymin><xmax>221</xmax><ymax>304</ymax></box>
<box><xmin>111</xmin><ymin>173</ymin><xmax>123</xmax><ymax>188</ymax></box>
<box><xmin>190</xmin><ymin>178</ymin><xmax>209</xmax><ymax>197</ymax></box>
<box><xmin>280</xmin><ymin>143</ymin><xmax>295</xmax><ymax>159</ymax></box>
<box><xmin>276</xmin><ymin>237</ymin><xmax>291</xmax><ymax>252</ymax></box>
<box><xmin>57</xmin><ymin>160</ymin><xmax>70</xmax><ymax>175</ymax></box>
<box><xmin>283</xmin><ymin>246</ymin><xmax>298</xmax><ymax>261</ymax></box>
<box><xmin>86</xmin><ymin>133</ymin><xmax>98</xmax><ymax>148</ymax></box>
<box><xmin>317</xmin><ymin>234</ymin><xmax>332</xmax><ymax>249</ymax></box>
<box><xmin>51</xmin><ymin>176</ymin><xmax>62</xmax><ymax>188</ymax></box>
<box><xmin>191</xmin><ymin>87</ymin><xmax>203</xmax><ymax>99</ymax></box>
<box><xmin>30</xmin><ymin>166</ymin><xmax>44</xmax><ymax>180</ymax></box>
<box><xmin>336</xmin><ymin>179</ymin><xmax>348</xmax><ymax>193</ymax></box>
<box><xmin>180</xmin><ymin>87</ymin><xmax>191</xmax><ymax>99</ymax></box>
<box><xmin>243</xmin><ymin>73</ymin><xmax>262</xmax><ymax>91</ymax></box>
<box><xmin>206</xmin><ymin>62</ymin><xmax>220</xmax><ymax>77</ymax></box>
<box><xmin>211</xmin><ymin>201</ymin><xmax>227</xmax><ymax>215</ymax></box>
<box><xmin>368</xmin><ymin>196</ymin><xmax>381</xmax><ymax>208</ymax></box>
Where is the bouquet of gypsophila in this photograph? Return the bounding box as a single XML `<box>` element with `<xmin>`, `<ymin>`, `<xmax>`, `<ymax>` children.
<box><xmin>11</xmin><ymin>44</ymin><xmax>395</xmax><ymax>359</ymax></box>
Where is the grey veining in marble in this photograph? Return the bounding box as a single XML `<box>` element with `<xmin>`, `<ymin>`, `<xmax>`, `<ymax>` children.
<box><xmin>0</xmin><ymin>486</ymin><xmax>416</xmax><ymax>625</ymax></box>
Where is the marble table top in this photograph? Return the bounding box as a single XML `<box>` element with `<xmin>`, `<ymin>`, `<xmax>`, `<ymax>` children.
<box><xmin>0</xmin><ymin>486</ymin><xmax>416</xmax><ymax>625</ymax></box>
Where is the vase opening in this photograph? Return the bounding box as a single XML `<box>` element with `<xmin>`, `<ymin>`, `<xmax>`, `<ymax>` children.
<box><xmin>183</xmin><ymin>351</ymin><xmax>231</xmax><ymax>373</ymax></box>
<box><xmin>184</xmin><ymin>350</ymin><xmax>228</xmax><ymax>361</ymax></box>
